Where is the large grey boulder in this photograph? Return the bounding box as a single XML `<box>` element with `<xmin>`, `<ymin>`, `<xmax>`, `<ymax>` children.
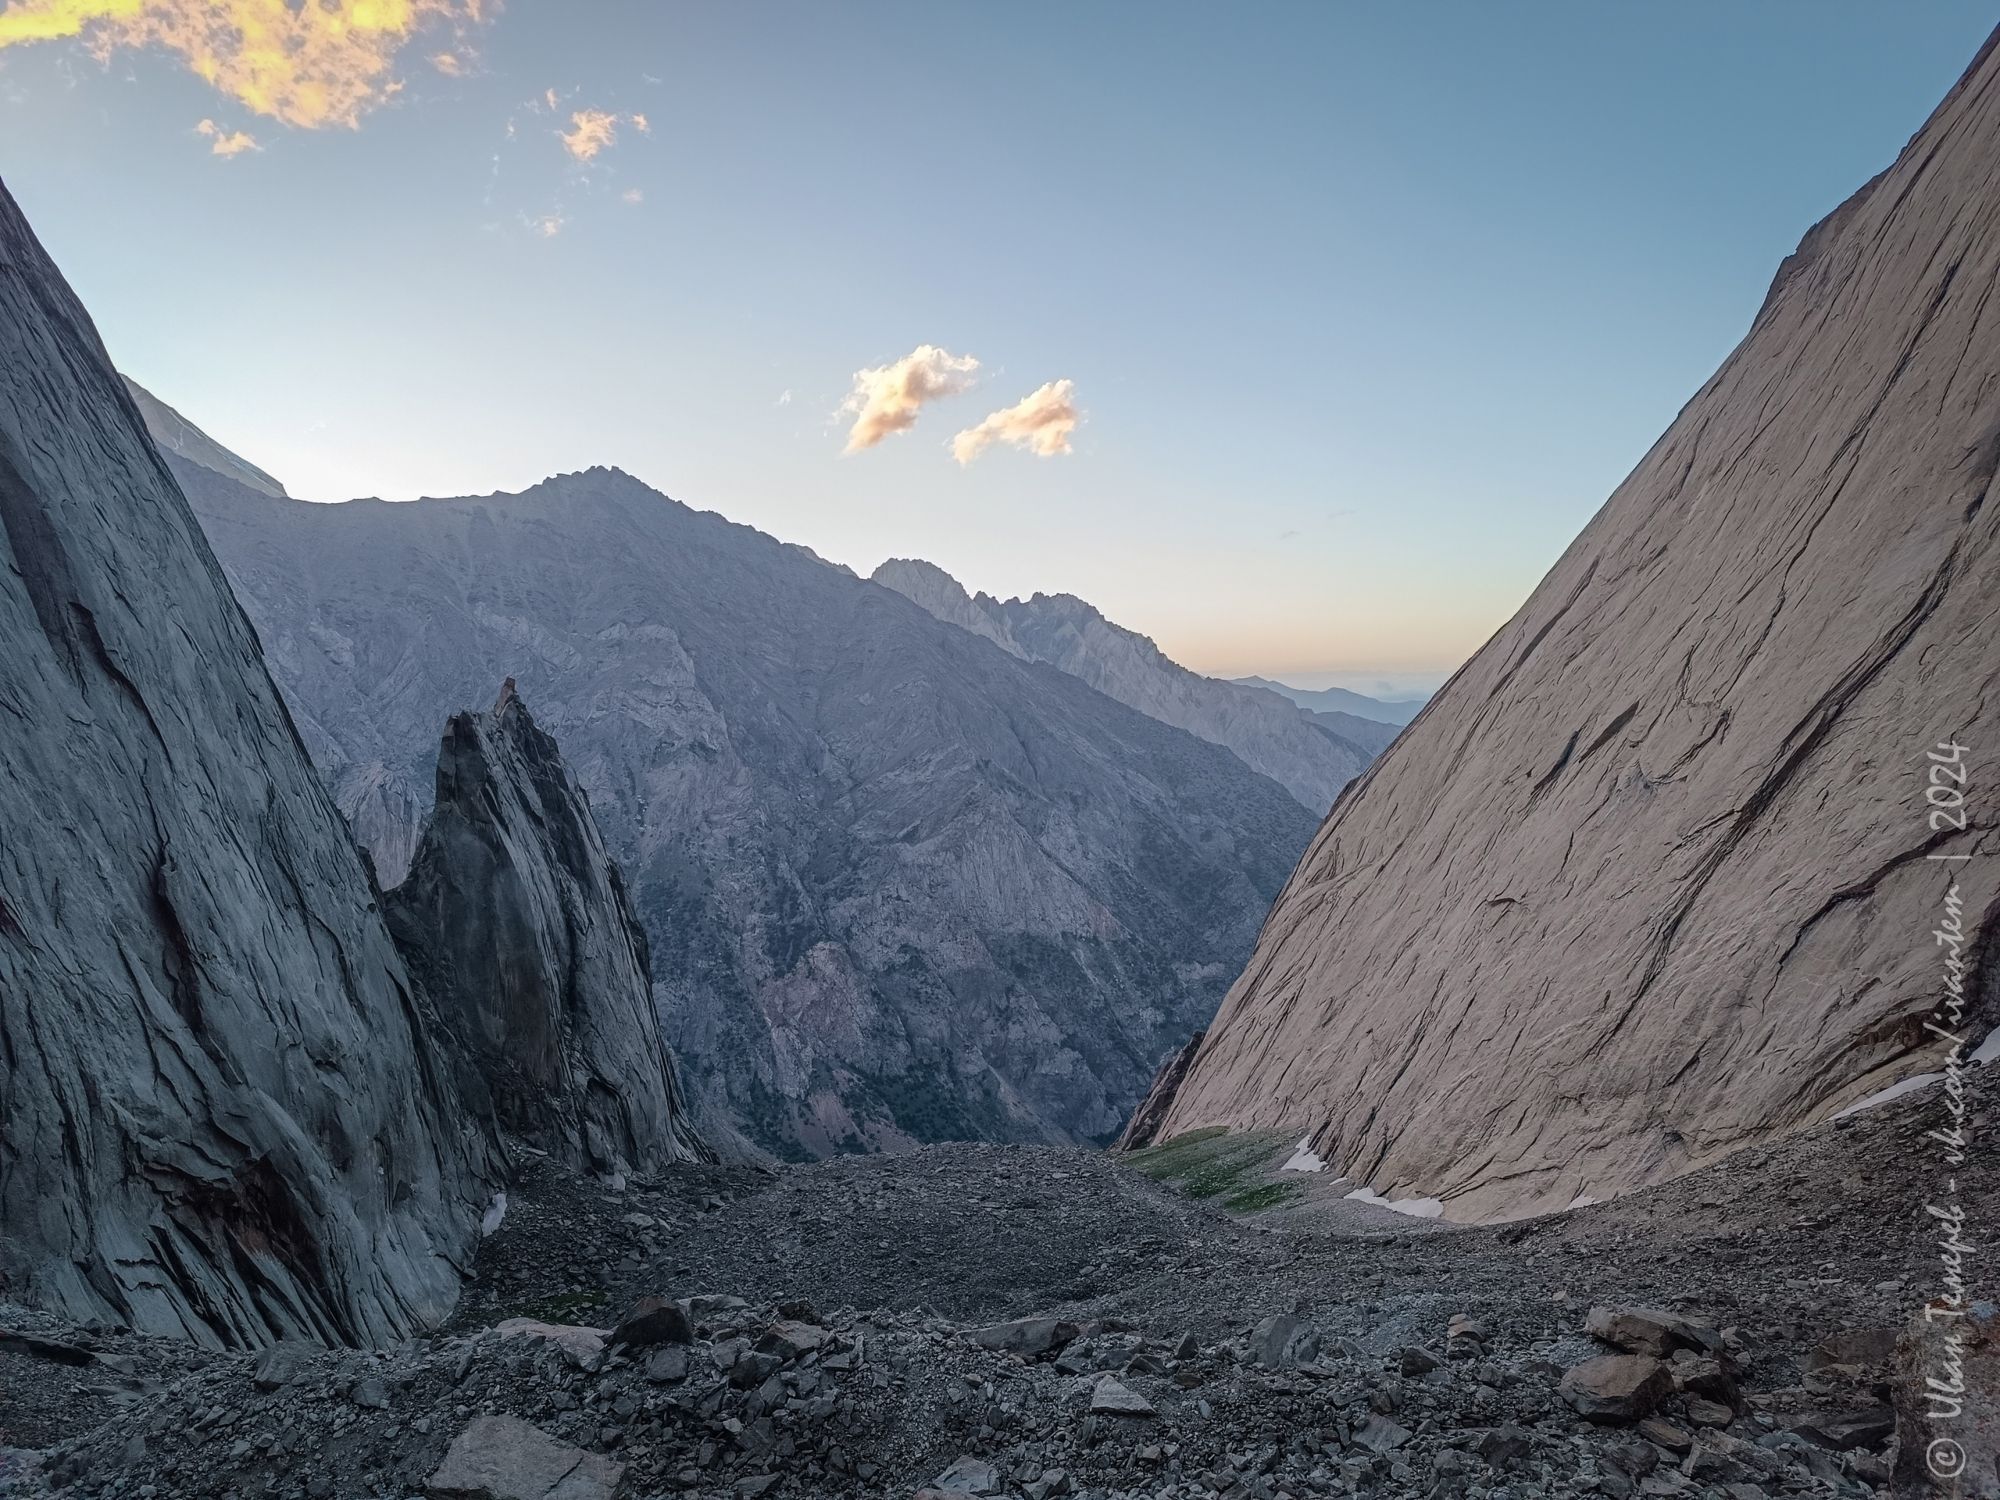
<box><xmin>385</xmin><ymin>681</ymin><xmax>707</xmax><ymax>1175</ymax></box>
<box><xmin>1155</xmin><ymin>30</ymin><xmax>2000</xmax><ymax>1218</ymax></box>
<box><xmin>0</xmin><ymin>177</ymin><xmax>495</xmax><ymax>1346</ymax></box>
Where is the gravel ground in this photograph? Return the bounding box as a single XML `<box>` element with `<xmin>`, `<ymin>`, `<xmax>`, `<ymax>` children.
<box><xmin>0</xmin><ymin>1067</ymin><xmax>1988</xmax><ymax>1500</ymax></box>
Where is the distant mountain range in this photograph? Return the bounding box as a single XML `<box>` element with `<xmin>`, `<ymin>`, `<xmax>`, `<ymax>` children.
<box><xmin>172</xmin><ymin>454</ymin><xmax>1317</xmax><ymax>1161</ymax></box>
<box><xmin>1229</xmin><ymin>675</ymin><xmax>1426</xmax><ymax>726</ymax></box>
<box><xmin>873</xmin><ymin>558</ymin><xmax>1398</xmax><ymax>813</ymax></box>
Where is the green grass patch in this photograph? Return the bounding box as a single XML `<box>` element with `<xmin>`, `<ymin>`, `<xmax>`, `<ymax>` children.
<box><xmin>1127</xmin><ymin>1127</ymin><xmax>1295</xmax><ymax>1212</ymax></box>
<box><xmin>1222</xmin><ymin>1181</ymin><xmax>1303</xmax><ymax>1213</ymax></box>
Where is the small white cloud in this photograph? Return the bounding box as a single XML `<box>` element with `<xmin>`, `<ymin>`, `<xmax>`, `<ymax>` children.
<box><xmin>622</xmin><ymin>187</ymin><xmax>644</xmax><ymax>205</ymax></box>
<box><xmin>951</xmin><ymin>378</ymin><xmax>1079</xmax><ymax>465</ymax></box>
<box><xmin>777</xmin><ymin>389</ymin><xmax>794</xmax><ymax>407</ymax></box>
<box><xmin>840</xmin><ymin>344</ymin><xmax>980</xmax><ymax>453</ymax></box>
<box><xmin>195</xmin><ymin>118</ymin><xmax>259</xmax><ymax>157</ymax></box>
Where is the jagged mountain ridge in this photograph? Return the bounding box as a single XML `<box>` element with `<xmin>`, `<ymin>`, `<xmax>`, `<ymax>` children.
<box><xmin>1153</xmin><ymin>32</ymin><xmax>2000</xmax><ymax>1219</ymax></box>
<box><xmin>0</xmin><ymin>178</ymin><xmax>497</xmax><ymax>1347</ymax></box>
<box><xmin>872</xmin><ymin>557</ymin><xmax>1396</xmax><ymax>814</ymax></box>
<box><xmin>384</xmin><ymin>681</ymin><xmax>709</xmax><ymax>1178</ymax></box>
<box><xmin>176</xmin><ymin>460</ymin><xmax>1317</xmax><ymax>1161</ymax></box>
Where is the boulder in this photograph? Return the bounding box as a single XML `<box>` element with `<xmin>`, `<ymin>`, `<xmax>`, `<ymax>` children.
<box><xmin>929</xmin><ymin>1456</ymin><xmax>1002</xmax><ymax>1496</ymax></box>
<box><xmin>1792</xmin><ymin>1406</ymin><xmax>1895</xmax><ymax>1451</ymax></box>
<box><xmin>755</xmin><ymin>1320</ymin><xmax>829</xmax><ymax>1361</ymax></box>
<box><xmin>493</xmin><ymin>1319</ymin><xmax>608</xmax><ymax>1370</ymax></box>
<box><xmin>968</xmin><ymin>1317</ymin><xmax>1079</xmax><ymax>1358</ymax></box>
<box><xmin>426</xmin><ymin>1415</ymin><xmax>623</xmax><ymax>1500</ymax></box>
<box><xmin>1585</xmin><ymin>1305</ymin><xmax>1719</xmax><ymax>1357</ymax></box>
<box><xmin>1089</xmin><ymin>1377</ymin><xmax>1156</xmax><ymax>1417</ymax></box>
<box><xmin>1353</xmin><ymin>1415</ymin><xmax>1412</xmax><ymax>1453</ymax></box>
<box><xmin>1560</xmin><ymin>1355</ymin><xmax>1674</xmax><ymax>1422</ymax></box>
<box><xmin>608</xmin><ymin>1297</ymin><xmax>693</xmax><ymax>1350</ymax></box>
<box><xmin>1248</xmin><ymin>1309</ymin><xmax>1315</xmax><ymax>1369</ymax></box>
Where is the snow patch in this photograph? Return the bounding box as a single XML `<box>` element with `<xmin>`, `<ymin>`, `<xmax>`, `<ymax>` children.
<box><xmin>480</xmin><ymin>1191</ymin><xmax>509</xmax><ymax>1237</ymax></box>
<box><xmin>1281</xmin><ymin>1137</ymin><xmax>1327</xmax><ymax>1173</ymax></box>
<box><xmin>1835</xmin><ymin>1073</ymin><xmax>1945</xmax><ymax>1118</ymax></box>
<box><xmin>1828</xmin><ymin>1025</ymin><xmax>1996</xmax><ymax>1120</ymax></box>
<box><xmin>1344</xmin><ymin>1185</ymin><xmax>1445</xmax><ymax>1219</ymax></box>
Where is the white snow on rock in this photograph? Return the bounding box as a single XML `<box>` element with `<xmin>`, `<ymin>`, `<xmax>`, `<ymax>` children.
<box><xmin>1343</xmin><ymin>1185</ymin><xmax>1445</xmax><ymax>1219</ymax></box>
<box><xmin>1281</xmin><ymin>1138</ymin><xmax>1326</xmax><ymax>1173</ymax></box>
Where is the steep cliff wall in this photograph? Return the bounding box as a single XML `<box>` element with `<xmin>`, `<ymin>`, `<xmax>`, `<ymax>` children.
<box><xmin>0</xmin><ymin>179</ymin><xmax>495</xmax><ymax>1345</ymax></box>
<box><xmin>1157</xmin><ymin>34</ymin><xmax>2000</xmax><ymax>1219</ymax></box>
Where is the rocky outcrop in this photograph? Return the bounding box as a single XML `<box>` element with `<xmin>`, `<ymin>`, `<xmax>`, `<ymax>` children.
<box><xmin>0</xmin><ymin>178</ymin><xmax>494</xmax><ymax>1346</ymax></box>
<box><xmin>122</xmin><ymin>377</ymin><xmax>287</xmax><ymax>498</ymax></box>
<box><xmin>1155</xmin><ymin>32</ymin><xmax>2000</xmax><ymax>1217</ymax></box>
<box><xmin>1113</xmin><ymin>1030</ymin><xmax>1206</xmax><ymax>1150</ymax></box>
<box><xmin>176</xmin><ymin>461</ymin><xmax>1315</xmax><ymax>1160</ymax></box>
<box><xmin>873</xmin><ymin>557</ymin><xmax>1394</xmax><ymax>813</ymax></box>
<box><xmin>385</xmin><ymin>681</ymin><xmax>707</xmax><ymax>1176</ymax></box>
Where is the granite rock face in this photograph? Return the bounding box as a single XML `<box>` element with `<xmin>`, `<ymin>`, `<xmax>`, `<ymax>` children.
<box><xmin>177</xmin><ymin>463</ymin><xmax>1315</xmax><ymax>1159</ymax></box>
<box><xmin>385</xmin><ymin>681</ymin><xmax>707</xmax><ymax>1175</ymax></box>
<box><xmin>873</xmin><ymin>557</ymin><xmax>1394</xmax><ymax>813</ymax></box>
<box><xmin>1157</xmin><ymin>35</ymin><xmax>2000</xmax><ymax>1216</ymax></box>
<box><xmin>0</xmin><ymin>178</ymin><xmax>495</xmax><ymax>1346</ymax></box>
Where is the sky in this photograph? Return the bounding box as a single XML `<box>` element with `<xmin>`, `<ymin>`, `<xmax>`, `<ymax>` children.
<box><xmin>0</xmin><ymin>3</ymin><xmax>1993</xmax><ymax>695</ymax></box>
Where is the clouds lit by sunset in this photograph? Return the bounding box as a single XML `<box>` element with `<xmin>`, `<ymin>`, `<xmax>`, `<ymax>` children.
<box><xmin>0</xmin><ymin>0</ymin><xmax>492</xmax><ymax>129</ymax></box>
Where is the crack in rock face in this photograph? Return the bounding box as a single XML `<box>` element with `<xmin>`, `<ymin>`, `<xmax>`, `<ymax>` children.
<box><xmin>1157</xmin><ymin>32</ymin><xmax>2000</xmax><ymax>1219</ymax></box>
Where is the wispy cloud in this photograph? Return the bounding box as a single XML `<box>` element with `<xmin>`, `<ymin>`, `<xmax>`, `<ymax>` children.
<box><xmin>621</xmin><ymin>186</ymin><xmax>644</xmax><ymax>205</ymax></box>
<box><xmin>529</xmin><ymin>211</ymin><xmax>565</xmax><ymax>238</ymax></box>
<box><xmin>430</xmin><ymin>51</ymin><xmax>464</xmax><ymax>77</ymax></box>
<box><xmin>559</xmin><ymin>106</ymin><xmax>648</xmax><ymax>162</ymax></box>
<box><xmin>841</xmin><ymin>345</ymin><xmax>980</xmax><ymax>453</ymax></box>
<box><xmin>0</xmin><ymin>0</ymin><xmax>495</xmax><ymax>129</ymax></box>
<box><xmin>951</xmin><ymin>379</ymin><xmax>1080</xmax><ymax>465</ymax></box>
<box><xmin>195</xmin><ymin>117</ymin><xmax>258</xmax><ymax>157</ymax></box>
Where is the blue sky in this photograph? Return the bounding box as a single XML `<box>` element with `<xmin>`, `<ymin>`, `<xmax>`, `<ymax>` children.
<box><xmin>1</xmin><ymin>2</ymin><xmax>1992</xmax><ymax>692</ymax></box>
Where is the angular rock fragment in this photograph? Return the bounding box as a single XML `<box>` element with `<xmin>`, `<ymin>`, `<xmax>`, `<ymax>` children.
<box><xmin>1586</xmin><ymin>1305</ymin><xmax>1720</xmax><ymax>1358</ymax></box>
<box><xmin>1089</xmin><ymin>1377</ymin><xmax>1156</xmax><ymax>1417</ymax></box>
<box><xmin>929</xmin><ymin>1456</ymin><xmax>1002</xmax><ymax>1495</ymax></box>
<box><xmin>1561</xmin><ymin>1354</ymin><xmax>1675</xmax><ymax>1422</ymax></box>
<box><xmin>609</xmin><ymin>1297</ymin><xmax>694</xmax><ymax>1350</ymax></box>
<box><xmin>969</xmin><ymin>1317</ymin><xmax>1079</xmax><ymax>1357</ymax></box>
<box><xmin>426</xmin><ymin>1414</ymin><xmax>623</xmax><ymax>1500</ymax></box>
